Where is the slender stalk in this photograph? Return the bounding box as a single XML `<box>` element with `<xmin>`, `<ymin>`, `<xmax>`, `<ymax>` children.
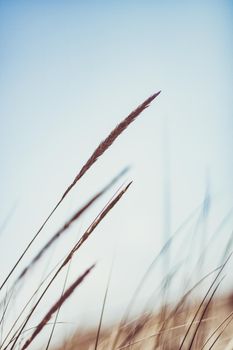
<box><xmin>0</xmin><ymin>92</ymin><xmax>160</xmax><ymax>291</ymax></box>
<box><xmin>94</xmin><ymin>256</ymin><xmax>115</xmax><ymax>350</ymax></box>
<box><xmin>8</xmin><ymin>183</ymin><xmax>131</xmax><ymax>350</ymax></box>
<box><xmin>178</xmin><ymin>254</ymin><xmax>232</xmax><ymax>350</ymax></box>
<box><xmin>21</xmin><ymin>265</ymin><xmax>95</xmax><ymax>350</ymax></box>
<box><xmin>16</xmin><ymin>167</ymin><xmax>128</xmax><ymax>284</ymax></box>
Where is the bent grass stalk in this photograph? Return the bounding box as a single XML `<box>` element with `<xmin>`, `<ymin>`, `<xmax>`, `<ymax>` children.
<box><xmin>201</xmin><ymin>310</ymin><xmax>233</xmax><ymax>349</ymax></box>
<box><xmin>0</xmin><ymin>258</ymin><xmax>67</xmax><ymax>349</ymax></box>
<box><xmin>21</xmin><ymin>264</ymin><xmax>95</xmax><ymax>350</ymax></box>
<box><xmin>178</xmin><ymin>254</ymin><xmax>232</xmax><ymax>350</ymax></box>
<box><xmin>187</xmin><ymin>277</ymin><xmax>224</xmax><ymax>350</ymax></box>
<box><xmin>110</xmin><ymin>203</ymin><xmax>203</xmax><ymax>349</ymax></box>
<box><xmin>44</xmin><ymin>258</ymin><xmax>73</xmax><ymax>350</ymax></box>
<box><xmin>8</xmin><ymin>183</ymin><xmax>132</xmax><ymax>350</ymax></box>
<box><xmin>94</xmin><ymin>256</ymin><xmax>115</xmax><ymax>350</ymax></box>
<box><xmin>16</xmin><ymin>167</ymin><xmax>129</xmax><ymax>285</ymax></box>
<box><xmin>0</xmin><ymin>92</ymin><xmax>160</xmax><ymax>291</ymax></box>
<box><xmin>0</xmin><ymin>168</ymin><xmax>128</xmax><ymax>334</ymax></box>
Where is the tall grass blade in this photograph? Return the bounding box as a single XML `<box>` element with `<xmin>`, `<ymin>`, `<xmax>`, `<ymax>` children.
<box><xmin>0</xmin><ymin>92</ymin><xmax>160</xmax><ymax>291</ymax></box>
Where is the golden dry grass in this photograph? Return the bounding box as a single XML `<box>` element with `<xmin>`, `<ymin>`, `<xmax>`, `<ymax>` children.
<box><xmin>53</xmin><ymin>294</ymin><xmax>233</xmax><ymax>350</ymax></box>
<box><xmin>1</xmin><ymin>91</ymin><xmax>233</xmax><ymax>350</ymax></box>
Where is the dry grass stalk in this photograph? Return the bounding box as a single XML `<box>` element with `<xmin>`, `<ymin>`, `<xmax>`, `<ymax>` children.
<box><xmin>45</xmin><ymin>257</ymin><xmax>73</xmax><ymax>350</ymax></box>
<box><xmin>68</xmin><ymin>182</ymin><xmax>132</xmax><ymax>258</ymax></box>
<box><xmin>93</xmin><ymin>257</ymin><xmax>115</xmax><ymax>350</ymax></box>
<box><xmin>8</xmin><ymin>183</ymin><xmax>132</xmax><ymax>350</ymax></box>
<box><xmin>178</xmin><ymin>255</ymin><xmax>232</xmax><ymax>350</ymax></box>
<box><xmin>0</xmin><ymin>169</ymin><xmax>128</xmax><ymax>340</ymax></box>
<box><xmin>0</xmin><ymin>263</ymin><xmax>65</xmax><ymax>349</ymax></box>
<box><xmin>201</xmin><ymin>310</ymin><xmax>233</xmax><ymax>349</ymax></box>
<box><xmin>187</xmin><ymin>278</ymin><xmax>224</xmax><ymax>350</ymax></box>
<box><xmin>207</xmin><ymin>313</ymin><xmax>233</xmax><ymax>349</ymax></box>
<box><xmin>0</xmin><ymin>92</ymin><xmax>160</xmax><ymax>292</ymax></box>
<box><xmin>16</xmin><ymin>167</ymin><xmax>129</xmax><ymax>283</ymax></box>
<box><xmin>119</xmin><ymin>314</ymin><xmax>150</xmax><ymax>348</ymax></box>
<box><xmin>49</xmin><ymin>291</ymin><xmax>233</xmax><ymax>350</ymax></box>
<box><xmin>61</xmin><ymin>92</ymin><xmax>160</xmax><ymax>201</ymax></box>
<box><xmin>110</xmin><ymin>206</ymin><xmax>203</xmax><ymax>350</ymax></box>
<box><xmin>21</xmin><ymin>264</ymin><xmax>95</xmax><ymax>350</ymax></box>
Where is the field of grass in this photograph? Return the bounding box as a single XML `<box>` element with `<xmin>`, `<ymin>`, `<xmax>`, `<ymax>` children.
<box><xmin>1</xmin><ymin>92</ymin><xmax>233</xmax><ymax>350</ymax></box>
<box><xmin>53</xmin><ymin>294</ymin><xmax>233</xmax><ymax>350</ymax></box>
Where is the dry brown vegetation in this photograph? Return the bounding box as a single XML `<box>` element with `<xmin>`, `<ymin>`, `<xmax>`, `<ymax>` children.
<box><xmin>53</xmin><ymin>294</ymin><xmax>233</xmax><ymax>350</ymax></box>
<box><xmin>1</xmin><ymin>91</ymin><xmax>233</xmax><ymax>350</ymax></box>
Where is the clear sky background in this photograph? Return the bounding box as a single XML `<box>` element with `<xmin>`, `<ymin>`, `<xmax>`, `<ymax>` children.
<box><xmin>1</xmin><ymin>0</ymin><xmax>233</xmax><ymax>347</ymax></box>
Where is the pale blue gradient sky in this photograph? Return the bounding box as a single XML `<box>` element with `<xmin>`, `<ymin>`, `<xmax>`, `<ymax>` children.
<box><xmin>1</xmin><ymin>0</ymin><xmax>233</xmax><ymax>346</ymax></box>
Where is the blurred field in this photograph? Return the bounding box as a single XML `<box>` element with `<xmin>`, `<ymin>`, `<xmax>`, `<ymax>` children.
<box><xmin>1</xmin><ymin>93</ymin><xmax>233</xmax><ymax>350</ymax></box>
<box><xmin>53</xmin><ymin>294</ymin><xmax>233</xmax><ymax>350</ymax></box>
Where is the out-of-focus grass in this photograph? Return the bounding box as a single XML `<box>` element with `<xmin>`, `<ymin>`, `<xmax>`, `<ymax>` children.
<box><xmin>1</xmin><ymin>92</ymin><xmax>233</xmax><ymax>350</ymax></box>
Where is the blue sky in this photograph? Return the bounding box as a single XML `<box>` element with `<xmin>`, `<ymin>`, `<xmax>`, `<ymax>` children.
<box><xmin>1</xmin><ymin>0</ymin><xmax>233</xmax><ymax>345</ymax></box>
